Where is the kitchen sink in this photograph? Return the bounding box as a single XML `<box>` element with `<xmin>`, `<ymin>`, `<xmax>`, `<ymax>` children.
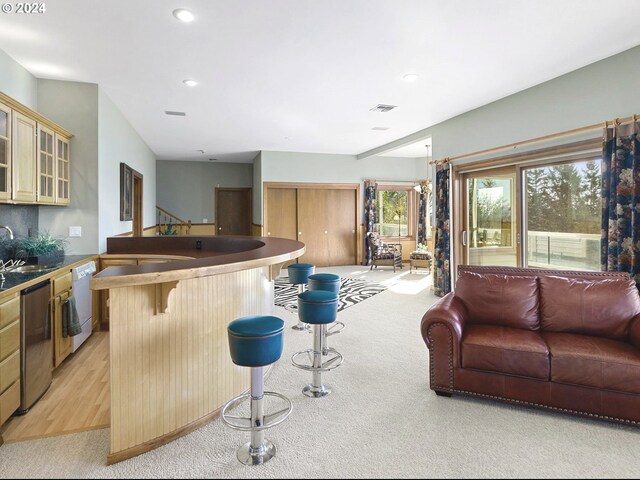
<box><xmin>10</xmin><ymin>265</ymin><xmax>56</xmax><ymax>273</ymax></box>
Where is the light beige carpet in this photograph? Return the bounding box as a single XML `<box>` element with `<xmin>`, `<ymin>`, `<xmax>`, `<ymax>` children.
<box><xmin>0</xmin><ymin>266</ymin><xmax>638</xmax><ymax>478</ymax></box>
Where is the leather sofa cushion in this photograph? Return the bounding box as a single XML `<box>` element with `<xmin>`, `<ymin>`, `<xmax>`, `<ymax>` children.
<box><xmin>461</xmin><ymin>325</ymin><xmax>549</xmax><ymax>379</ymax></box>
<box><xmin>539</xmin><ymin>275</ymin><xmax>640</xmax><ymax>340</ymax></box>
<box><xmin>544</xmin><ymin>332</ymin><xmax>640</xmax><ymax>395</ymax></box>
<box><xmin>455</xmin><ymin>271</ymin><xmax>540</xmax><ymax>330</ymax></box>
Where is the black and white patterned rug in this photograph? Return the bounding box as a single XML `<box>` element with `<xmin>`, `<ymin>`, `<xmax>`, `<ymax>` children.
<box><xmin>274</xmin><ymin>277</ymin><xmax>387</xmax><ymax>312</ymax></box>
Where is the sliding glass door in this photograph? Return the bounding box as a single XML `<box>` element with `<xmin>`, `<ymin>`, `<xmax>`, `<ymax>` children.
<box><xmin>523</xmin><ymin>159</ymin><xmax>601</xmax><ymax>271</ymax></box>
<box><xmin>461</xmin><ymin>168</ymin><xmax>520</xmax><ymax>266</ymax></box>
<box><xmin>455</xmin><ymin>152</ymin><xmax>601</xmax><ymax>272</ymax></box>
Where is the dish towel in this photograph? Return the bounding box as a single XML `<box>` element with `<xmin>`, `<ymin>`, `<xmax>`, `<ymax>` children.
<box><xmin>62</xmin><ymin>296</ymin><xmax>82</xmax><ymax>337</ymax></box>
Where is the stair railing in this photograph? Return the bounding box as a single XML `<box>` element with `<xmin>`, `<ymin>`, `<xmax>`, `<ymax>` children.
<box><xmin>156</xmin><ymin>206</ymin><xmax>192</xmax><ymax>235</ymax></box>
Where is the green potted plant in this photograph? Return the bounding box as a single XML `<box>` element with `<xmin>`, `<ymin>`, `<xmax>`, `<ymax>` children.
<box><xmin>13</xmin><ymin>231</ymin><xmax>68</xmax><ymax>266</ymax></box>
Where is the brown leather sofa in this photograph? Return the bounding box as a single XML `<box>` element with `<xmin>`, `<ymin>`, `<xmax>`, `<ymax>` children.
<box><xmin>420</xmin><ymin>265</ymin><xmax>640</xmax><ymax>425</ymax></box>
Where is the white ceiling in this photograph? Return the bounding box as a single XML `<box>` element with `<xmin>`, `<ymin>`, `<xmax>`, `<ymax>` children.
<box><xmin>1</xmin><ymin>0</ymin><xmax>639</xmax><ymax>163</ymax></box>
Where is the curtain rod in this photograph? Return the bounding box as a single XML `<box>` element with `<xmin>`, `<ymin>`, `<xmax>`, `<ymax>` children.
<box><xmin>430</xmin><ymin>113</ymin><xmax>639</xmax><ymax>166</ymax></box>
<box><xmin>364</xmin><ymin>179</ymin><xmax>421</xmax><ymax>184</ymax></box>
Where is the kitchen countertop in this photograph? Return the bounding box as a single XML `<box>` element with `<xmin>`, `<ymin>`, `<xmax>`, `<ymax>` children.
<box><xmin>0</xmin><ymin>254</ymin><xmax>99</xmax><ymax>296</ymax></box>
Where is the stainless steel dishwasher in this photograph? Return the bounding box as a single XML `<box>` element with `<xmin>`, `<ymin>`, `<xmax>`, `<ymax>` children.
<box><xmin>18</xmin><ymin>279</ymin><xmax>52</xmax><ymax>414</ymax></box>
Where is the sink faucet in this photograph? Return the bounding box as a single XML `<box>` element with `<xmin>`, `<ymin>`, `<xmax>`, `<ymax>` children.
<box><xmin>0</xmin><ymin>225</ymin><xmax>13</xmax><ymax>240</ymax></box>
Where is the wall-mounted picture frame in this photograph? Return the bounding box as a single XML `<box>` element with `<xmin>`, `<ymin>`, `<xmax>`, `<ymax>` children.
<box><xmin>120</xmin><ymin>162</ymin><xmax>133</xmax><ymax>221</ymax></box>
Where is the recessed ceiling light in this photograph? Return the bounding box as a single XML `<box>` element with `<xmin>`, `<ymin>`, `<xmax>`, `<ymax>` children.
<box><xmin>173</xmin><ymin>8</ymin><xmax>195</xmax><ymax>23</ymax></box>
<box><xmin>183</xmin><ymin>79</ymin><xmax>198</xmax><ymax>87</ymax></box>
<box><xmin>371</xmin><ymin>127</ymin><xmax>390</xmax><ymax>131</ymax></box>
<box><xmin>165</xmin><ymin>110</ymin><xmax>186</xmax><ymax>116</ymax></box>
<box><xmin>403</xmin><ymin>73</ymin><xmax>419</xmax><ymax>82</ymax></box>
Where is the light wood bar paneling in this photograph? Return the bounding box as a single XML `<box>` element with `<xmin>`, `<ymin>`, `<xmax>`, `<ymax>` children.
<box><xmin>108</xmin><ymin>267</ymin><xmax>270</xmax><ymax>462</ymax></box>
<box><xmin>93</xmin><ymin>236</ymin><xmax>304</xmax><ymax>464</ymax></box>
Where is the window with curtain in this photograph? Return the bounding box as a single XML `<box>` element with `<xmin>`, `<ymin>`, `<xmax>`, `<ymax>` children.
<box><xmin>376</xmin><ymin>187</ymin><xmax>416</xmax><ymax>238</ymax></box>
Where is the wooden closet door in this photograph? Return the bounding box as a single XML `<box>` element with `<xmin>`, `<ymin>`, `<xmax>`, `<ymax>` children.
<box><xmin>297</xmin><ymin>189</ymin><xmax>329</xmax><ymax>266</ymax></box>
<box><xmin>265</xmin><ymin>188</ymin><xmax>297</xmax><ymax>240</ymax></box>
<box><xmin>327</xmin><ymin>189</ymin><xmax>357</xmax><ymax>265</ymax></box>
<box><xmin>265</xmin><ymin>188</ymin><xmax>298</xmax><ymax>267</ymax></box>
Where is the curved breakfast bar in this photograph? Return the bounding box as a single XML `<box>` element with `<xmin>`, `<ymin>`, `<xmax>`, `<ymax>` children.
<box><xmin>90</xmin><ymin>236</ymin><xmax>304</xmax><ymax>464</ymax></box>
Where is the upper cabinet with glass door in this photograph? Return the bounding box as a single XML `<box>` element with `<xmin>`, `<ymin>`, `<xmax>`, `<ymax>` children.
<box><xmin>55</xmin><ymin>135</ymin><xmax>70</xmax><ymax>204</ymax></box>
<box><xmin>0</xmin><ymin>101</ymin><xmax>11</xmax><ymax>201</ymax></box>
<box><xmin>0</xmin><ymin>91</ymin><xmax>72</xmax><ymax>206</ymax></box>
<box><xmin>37</xmin><ymin>125</ymin><xmax>55</xmax><ymax>203</ymax></box>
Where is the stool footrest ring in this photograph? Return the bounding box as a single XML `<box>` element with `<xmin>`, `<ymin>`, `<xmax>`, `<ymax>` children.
<box><xmin>221</xmin><ymin>391</ymin><xmax>293</xmax><ymax>432</ymax></box>
<box><xmin>284</xmin><ymin>304</ymin><xmax>298</xmax><ymax>314</ymax></box>
<box><xmin>291</xmin><ymin>349</ymin><xmax>344</xmax><ymax>372</ymax></box>
<box><xmin>326</xmin><ymin>321</ymin><xmax>345</xmax><ymax>337</ymax></box>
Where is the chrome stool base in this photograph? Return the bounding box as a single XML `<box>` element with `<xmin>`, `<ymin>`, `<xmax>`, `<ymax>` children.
<box><xmin>302</xmin><ymin>383</ymin><xmax>332</xmax><ymax>398</ymax></box>
<box><xmin>221</xmin><ymin>366</ymin><xmax>292</xmax><ymax>466</ymax></box>
<box><xmin>286</xmin><ymin>286</ymin><xmax>310</xmax><ymax>331</ymax></box>
<box><xmin>291</xmin><ymin>322</ymin><xmax>309</xmax><ymax>331</ymax></box>
<box><xmin>237</xmin><ymin>440</ymin><xmax>276</xmax><ymax>466</ymax></box>
<box><xmin>292</xmin><ymin>324</ymin><xmax>343</xmax><ymax>398</ymax></box>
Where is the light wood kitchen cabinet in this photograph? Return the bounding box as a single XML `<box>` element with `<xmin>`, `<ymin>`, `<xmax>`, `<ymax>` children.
<box><xmin>37</xmin><ymin>124</ymin><xmax>55</xmax><ymax>203</ymax></box>
<box><xmin>55</xmin><ymin>135</ymin><xmax>70</xmax><ymax>204</ymax></box>
<box><xmin>0</xmin><ymin>293</ymin><xmax>21</xmax><ymax>426</ymax></box>
<box><xmin>51</xmin><ymin>270</ymin><xmax>73</xmax><ymax>368</ymax></box>
<box><xmin>0</xmin><ymin>101</ymin><xmax>11</xmax><ymax>201</ymax></box>
<box><xmin>12</xmin><ymin>111</ymin><xmax>37</xmax><ymax>203</ymax></box>
<box><xmin>0</xmin><ymin>91</ymin><xmax>73</xmax><ymax>206</ymax></box>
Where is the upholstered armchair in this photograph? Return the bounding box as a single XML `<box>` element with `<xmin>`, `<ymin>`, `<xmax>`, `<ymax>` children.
<box><xmin>366</xmin><ymin>231</ymin><xmax>403</xmax><ymax>272</ymax></box>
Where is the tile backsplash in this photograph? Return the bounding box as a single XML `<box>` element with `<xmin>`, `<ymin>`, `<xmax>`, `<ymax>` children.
<box><xmin>0</xmin><ymin>204</ymin><xmax>39</xmax><ymax>260</ymax></box>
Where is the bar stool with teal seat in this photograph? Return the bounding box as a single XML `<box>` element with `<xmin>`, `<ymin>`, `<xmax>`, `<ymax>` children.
<box><xmin>286</xmin><ymin>263</ymin><xmax>315</xmax><ymax>331</ymax></box>
<box><xmin>291</xmin><ymin>290</ymin><xmax>344</xmax><ymax>397</ymax></box>
<box><xmin>221</xmin><ymin>315</ymin><xmax>292</xmax><ymax>466</ymax></box>
<box><xmin>308</xmin><ymin>273</ymin><xmax>345</xmax><ymax>353</ymax></box>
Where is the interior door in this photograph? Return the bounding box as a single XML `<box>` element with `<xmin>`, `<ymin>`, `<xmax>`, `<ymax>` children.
<box><xmin>461</xmin><ymin>167</ymin><xmax>520</xmax><ymax>267</ymax></box>
<box><xmin>327</xmin><ymin>189</ymin><xmax>357</xmax><ymax>265</ymax></box>
<box><xmin>216</xmin><ymin>188</ymin><xmax>251</xmax><ymax>235</ymax></box>
<box><xmin>297</xmin><ymin>188</ymin><xmax>329</xmax><ymax>266</ymax></box>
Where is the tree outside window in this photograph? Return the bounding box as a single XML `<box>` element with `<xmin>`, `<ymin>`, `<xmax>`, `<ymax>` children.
<box><xmin>377</xmin><ymin>188</ymin><xmax>412</xmax><ymax>237</ymax></box>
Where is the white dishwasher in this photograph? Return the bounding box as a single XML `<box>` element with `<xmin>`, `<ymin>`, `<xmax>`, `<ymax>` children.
<box><xmin>71</xmin><ymin>260</ymin><xmax>97</xmax><ymax>353</ymax></box>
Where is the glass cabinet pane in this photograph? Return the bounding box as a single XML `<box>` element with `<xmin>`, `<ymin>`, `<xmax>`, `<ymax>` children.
<box><xmin>0</xmin><ymin>138</ymin><xmax>6</xmax><ymax>166</ymax></box>
<box><xmin>0</xmin><ymin>111</ymin><xmax>6</xmax><ymax>137</ymax></box>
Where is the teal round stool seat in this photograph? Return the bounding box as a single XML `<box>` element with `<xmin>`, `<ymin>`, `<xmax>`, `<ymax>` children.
<box><xmin>298</xmin><ymin>290</ymin><xmax>338</xmax><ymax>325</ymax></box>
<box><xmin>228</xmin><ymin>316</ymin><xmax>285</xmax><ymax>367</ymax></box>
<box><xmin>288</xmin><ymin>263</ymin><xmax>315</xmax><ymax>285</ymax></box>
<box><xmin>308</xmin><ymin>273</ymin><xmax>341</xmax><ymax>295</ymax></box>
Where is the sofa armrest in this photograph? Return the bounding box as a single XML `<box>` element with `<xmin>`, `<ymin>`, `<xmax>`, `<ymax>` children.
<box><xmin>629</xmin><ymin>313</ymin><xmax>640</xmax><ymax>349</ymax></box>
<box><xmin>420</xmin><ymin>293</ymin><xmax>468</xmax><ymax>392</ymax></box>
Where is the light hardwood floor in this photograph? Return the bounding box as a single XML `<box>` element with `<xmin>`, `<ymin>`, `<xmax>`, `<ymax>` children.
<box><xmin>1</xmin><ymin>331</ymin><xmax>110</xmax><ymax>443</ymax></box>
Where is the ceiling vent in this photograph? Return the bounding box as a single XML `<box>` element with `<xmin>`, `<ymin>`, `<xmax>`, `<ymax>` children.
<box><xmin>371</xmin><ymin>126</ymin><xmax>390</xmax><ymax>131</ymax></box>
<box><xmin>370</xmin><ymin>104</ymin><xmax>397</xmax><ymax>113</ymax></box>
<box><xmin>165</xmin><ymin>110</ymin><xmax>186</xmax><ymax>116</ymax></box>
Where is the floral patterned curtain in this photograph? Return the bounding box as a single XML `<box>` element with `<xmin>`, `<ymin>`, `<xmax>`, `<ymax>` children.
<box><xmin>601</xmin><ymin>120</ymin><xmax>640</xmax><ymax>285</ymax></box>
<box><xmin>364</xmin><ymin>180</ymin><xmax>378</xmax><ymax>265</ymax></box>
<box><xmin>416</xmin><ymin>180</ymin><xmax>431</xmax><ymax>246</ymax></box>
<box><xmin>433</xmin><ymin>166</ymin><xmax>451</xmax><ymax>296</ymax></box>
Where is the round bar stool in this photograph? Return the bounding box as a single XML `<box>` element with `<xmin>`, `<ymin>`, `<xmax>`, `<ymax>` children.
<box><xmin>307</xmin><ymin>273</ymin><xmax>345</xmax><ymax>353</ymax></box>
<box><xmin>221</xmin><ymin>315</ymin><xmax>293</xmax><ymax>466</ymax></box>
<box><xmin>286</xmin><ymin>263</ymin><xmax>315</xmax><ymax>331</ymax></box>
<box><xmin>291</xmin><ymin>290</ymin><xmax>344</xmax><ymax>398</ymax></box>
